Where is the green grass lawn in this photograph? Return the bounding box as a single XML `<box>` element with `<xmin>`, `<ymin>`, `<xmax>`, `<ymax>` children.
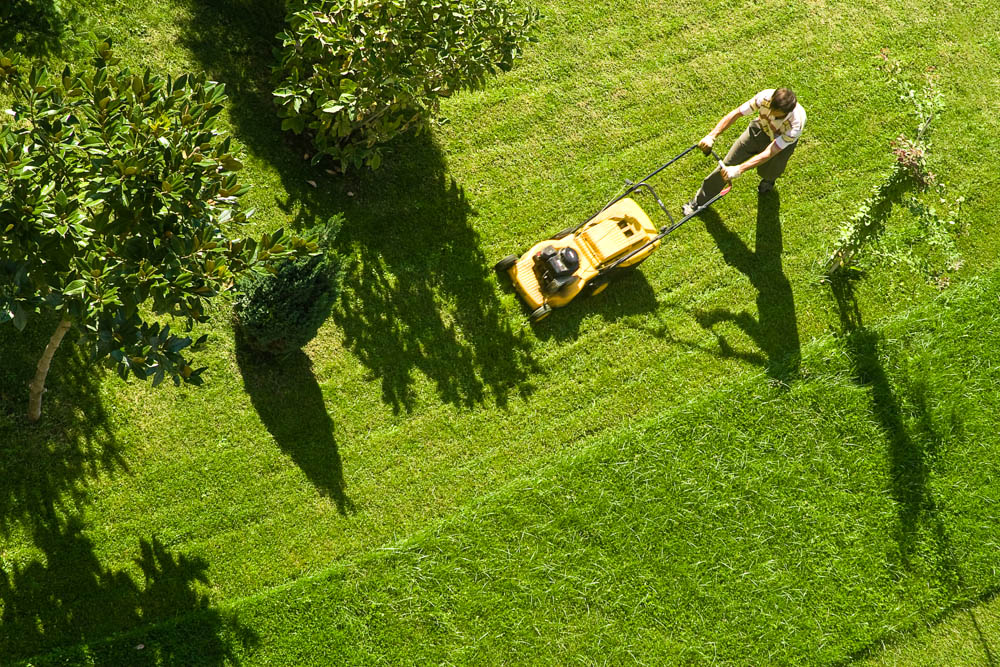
<box><xmin>30</xmin><ymin>269</ymin><xmax>1000</xmax><ymax>664</ymax></box>
<box><xmin>2</xmin><ymin>0</ymin><xmax>1000</xmax><ymax>663</ymax></box>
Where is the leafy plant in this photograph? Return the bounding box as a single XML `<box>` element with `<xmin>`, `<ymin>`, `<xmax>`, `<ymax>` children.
<box><xmin>824</xmin><ymin>57</ymin><xmax>957</xmax><ymax>278</ymax></box>
<box><xmin>0</xmin><ymin>40</ymin><xmax>316</xmax><ymax>421</ymax></box>
<box><xmin>234</xmin><ymin>215</ymin><xmax>345</xmax><ymax>357</ymax></box>
<box><xmin>272</xmin><ymin>0</ymin><xmax>537</xmax><ymax>171</ymax></box>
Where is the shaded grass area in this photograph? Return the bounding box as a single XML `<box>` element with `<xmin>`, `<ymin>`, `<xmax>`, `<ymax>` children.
<box><xmin>859</xmin><ymin>591</ymin><xmax>1000</xmax><ymax>666</ymax></box>
<box><xmin>1</xmin><ymin>0</ymin><xmax>999</xmax><ymax>661</ymax></box>
<box><xmin>37</xmin><ymin>270</ymin><xmax>1000</xmax><ymax>664</ymax></box>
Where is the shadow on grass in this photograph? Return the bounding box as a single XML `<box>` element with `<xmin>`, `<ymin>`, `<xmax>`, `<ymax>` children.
<box><xmin>527</xmin><ymin>267</ymin><xmax>660</xmax><ymax>342</ymax></box>
<box><xmin>0</xmin><ymin>317</ymin><xmax>123</xmax><ymax>532</ymax></box>
<box><xmin>0</xmin><ymin>513</ymin><xmax>256</xmax><ymax>664</ymax></box>
<box><xmin>0</xmin><ymin>0</ymin><xmax>75</xmax><ymax>56</ymax></box>
<box><xmin>236</xmin><ymin>342</ymin><xmax>353</xmax><ymax>513</ymax></box>
<box><xmin>331</xmin><ymin>133</ymin><xmax>539</xmax><ymax>413</ymax></box>
<box><xmin>693</xmin><ymin>191</ymin><xmax>801</xmax><ymax>383</ymax></box>
<box><xmin>181</xmin><ymin>3</ymin><xmax>538</xmax><ymax>413</ymax></box>
<box><xmin>831</xmin><ymin>278</ymin><xmax>996</xmax><ymax>665</ymax></box>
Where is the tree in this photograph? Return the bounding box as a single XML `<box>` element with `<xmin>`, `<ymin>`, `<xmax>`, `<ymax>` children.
<box><xmin>272</xmin><ymin>0</ymin><xmax>537</xmax><ymax>171</ymax></box>
<box><xmin>0</xmin><ymin>41</ymin><xmax>316</xmax><ymax>421</ymax></box>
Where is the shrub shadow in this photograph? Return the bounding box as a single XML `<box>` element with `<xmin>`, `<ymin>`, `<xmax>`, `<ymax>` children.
<box><xmin>693</xmin><ymin>192</ymin><xmax>801</xmax><ymax>383</ymax></box>
<box><xmin>831</xmin><ymin>278</ymin><xmax>995</xmax><ymax>665</ymax></box>
<box><xmin>0</xmin><ymin>512</ymin><xmax>256</xmax><ymax>664</ymax></box>
<box><xmin>235</xmin><ymin>341</ymin><xmax>353</xmax><ymax>513</ymax></box>
<box><xmin>0</xmin><ymin>317</ymin><xmax>123</xmax><ymax>532</ymax></box>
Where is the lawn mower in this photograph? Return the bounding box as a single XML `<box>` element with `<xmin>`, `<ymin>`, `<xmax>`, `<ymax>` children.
<box><xmin>494</xmin><ymin>143</ymin><xmax>732</xmax><ymax>322</ymax></box>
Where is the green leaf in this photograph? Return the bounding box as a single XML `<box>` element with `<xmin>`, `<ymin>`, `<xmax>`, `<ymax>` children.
<box><xmin>64</xmin><ymin>279</ymin><xmax>88</xmax><ymax>296</ymax></box>
<box><xmin>12</xmin><ymin>306</ymin><xmax>27</xmax><ymax>331</ymax></box>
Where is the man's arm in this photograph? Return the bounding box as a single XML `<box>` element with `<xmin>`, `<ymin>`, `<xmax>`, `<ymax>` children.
<box><xmin>721</xmin><ymin>141</ymin><xmax>783</xmax><ymax>181</ymax></box>
<box><xmin>698</xmin><ymin>108</ymin><xmax>743</xmax><ymax>153</ymax></box>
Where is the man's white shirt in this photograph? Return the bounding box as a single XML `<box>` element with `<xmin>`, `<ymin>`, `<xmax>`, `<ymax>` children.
<box><xmin>738</xmin><ymin>89</ymin><xmax>806</xmax><ymax>150</ymax></box>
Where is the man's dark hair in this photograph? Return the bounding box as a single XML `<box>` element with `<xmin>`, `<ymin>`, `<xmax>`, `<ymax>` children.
<box><xmin>772</xmin><ymin>88</ymin><xmax>797</xmax><ymax>114</ymax></box>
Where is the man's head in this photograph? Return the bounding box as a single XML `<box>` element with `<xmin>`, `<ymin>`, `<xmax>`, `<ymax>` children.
<box><xmin>770</xmin><ymin>88</ymin><xmax>797</xmax><ymax>118</ymax></box>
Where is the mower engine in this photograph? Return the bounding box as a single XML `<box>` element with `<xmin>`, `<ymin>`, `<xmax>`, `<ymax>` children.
<box><xmin>533</xmin><ymin>245</ymin><xmax>580</xmax><ymax>295</ymax></box>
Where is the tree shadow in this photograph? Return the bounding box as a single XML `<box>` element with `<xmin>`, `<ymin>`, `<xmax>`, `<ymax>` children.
<box><xmin>0</xmin><ymin>512</ymin><xmax>257</xmax><ymax>664</ymax></box>
<box><xmin>330</xmin><ymin>137</ymin><xmax>539</xmax><ymax>412</ymax></box>
<box><xmin>830</xmin><ymin>278</ymin><xmax>954</xmax><ymax>569</ymax></box>
<box><xmin>180</xmin><ymin>3</ymin><xmax>538</xmax><ymax>413</ymax></box>
<box><xmin>235</xmin><ymin>341</ymin><xmax>353</xmax><ymax>513</ymax></box>
<box><xmin>0</xmin><ymin>0</ymin><xmax>79</xmax><ymax>57</ymax></box>
<box><xmin>0</xmin><ymin>317</ymin><xmax>124</xmax><ymax>532</ymax></box>
<box><xmin>178</xmin><ymin>0</ymin><xmax>288</xmax><ymax>164</ymax></box>
<box><xmin>693</xmin><ymin>191</ymin><xmax>801</xmax><ymax>383</ymax></box>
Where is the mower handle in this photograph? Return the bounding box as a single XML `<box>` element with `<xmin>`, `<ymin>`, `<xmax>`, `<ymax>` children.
<box><xmin>561</xmin><ymin>143</ymin><xmax>726</xmax><ymax>257</ymax></box>
<box><xmin>600</xmin><ymin>183</ymin><xmax>731</xmax><ymax>275</ymax></box>
<box><xmin>598</xmin><ymin>143</ymin><xmax>723</xmax><ymax>220</ymax></box>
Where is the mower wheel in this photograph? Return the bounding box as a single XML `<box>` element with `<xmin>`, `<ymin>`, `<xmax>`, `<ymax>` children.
<box><xmin>529</xmin><ymin>303</ymin><xmax>553</xmax><ymax>323</ymax></box>
<box><xmin>493</xmin><ymin>254</ymin><xmax>518</xmax><ymax>273</ymax></box>
<box><xmin>585</xmin><ymin>276</ymin><xmax>609</xmax><ymax>296</ymax></box>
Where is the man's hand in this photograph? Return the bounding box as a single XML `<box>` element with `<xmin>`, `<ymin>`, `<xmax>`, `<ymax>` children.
<box><xmin>698</xmin><ymin>134</ymin><xmax>715</xmax><ymax>154</ymax></box>
<box><xmin>720</xmin><ymin>163</ymin><xmax>742</xmax><ymax>182</ymax></box>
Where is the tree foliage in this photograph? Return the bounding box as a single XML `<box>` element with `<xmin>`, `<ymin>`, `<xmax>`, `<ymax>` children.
<box><xmin>272</xmin><ymin>0</ymin><xmax>537</xmax><ymax>171</ymax></box>
<box><xmin>0</xmin><ymin>41</ymin><xmax>316</xmax><ymax>418</ymax></box>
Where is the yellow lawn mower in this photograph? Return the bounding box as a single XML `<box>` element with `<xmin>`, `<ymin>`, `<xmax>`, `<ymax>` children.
<box><xmin>494</xmin><ymin>144</ymin><xmax>731</xmax><ymax>322</ymax></box>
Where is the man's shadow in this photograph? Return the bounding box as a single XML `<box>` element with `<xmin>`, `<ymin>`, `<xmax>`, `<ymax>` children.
<box><xmin>694</xmin><ymin>191</ymin><xmax>801</xmax><ymax>383</ymax></box>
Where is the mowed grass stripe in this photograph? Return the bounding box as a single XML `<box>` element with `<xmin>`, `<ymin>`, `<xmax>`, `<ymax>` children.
<box><xmin>34</xmin><ymin>269</ymin><xmax>1000</xmax><ymax>665</ymax></box>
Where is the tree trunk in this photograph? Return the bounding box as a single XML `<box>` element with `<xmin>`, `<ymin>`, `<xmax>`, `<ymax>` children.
<box><xmin>27</xmin><ymin>318</ymin><xmax>72</xmax><ymax>422</ymax></box>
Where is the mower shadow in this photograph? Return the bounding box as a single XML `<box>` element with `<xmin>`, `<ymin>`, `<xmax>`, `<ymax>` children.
<box><xmin>529</xmin><ymin>269</ymin><xmax>660</xmax><ymax>342</ymax></box>
<box><xmin>235</xmin><ymin>342</ymin><xmax>354</xmax><ymax>514</ymax></box>
<box><xmin>693</xmin><ymin>191</ymin><xmax>802</xmax><ymax>383</ymax></box>
<box><xmin>0</xmin><ymin>512</ymin><xmax>256</xmax><ymax>664</ymax></box>
<box><xmin>0</xmin><ymin>315</ymin><xmax>124</xmax><ymax>532</ymax></box>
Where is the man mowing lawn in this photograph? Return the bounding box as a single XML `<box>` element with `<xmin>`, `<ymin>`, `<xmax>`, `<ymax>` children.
<box><xmin>683</xmin><ymin>87</ymin><xmax>806</xmax><ymax>216</ymax></box>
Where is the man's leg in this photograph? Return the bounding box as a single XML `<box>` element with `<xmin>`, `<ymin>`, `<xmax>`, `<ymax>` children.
<box><xmin>756</xmin><ymin>140</ymin><xmax>797</xmax><ymax>193</ymax></box>
<box><xmin>690</xmin><ymin>124</ymin><xmax>769</xmax><ymax>209</ymax></box>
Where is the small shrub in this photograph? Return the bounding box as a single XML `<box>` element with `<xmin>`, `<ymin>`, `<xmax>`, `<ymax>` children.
<box><xmin>234</xmin><ymin>216</ymin><xmax>345</xmax><ymax>357</ymax></box>
<box><xmin>272</xmin><ymin>0</ymin><xmax>537</xmax><ymax>171</ymax></box>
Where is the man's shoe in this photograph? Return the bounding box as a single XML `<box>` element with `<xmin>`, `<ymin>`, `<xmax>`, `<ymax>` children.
<box><xmin>682</xmin><ymin>202</ymin><xmax>697</xmax><ymax>217</ymax></box>
<box><xmin>758</xmin><ymin>180</ymin><xmax>775</xmax><ymax>195</ymax></box>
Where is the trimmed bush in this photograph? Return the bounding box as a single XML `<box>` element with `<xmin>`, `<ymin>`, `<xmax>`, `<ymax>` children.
<box><xmin>272</xmin><ymin>0</ymin><xmax>537</xmax><ymax>171</ymax></box>
<box><xmin>234</xmin><ymin>216</ymin><xmax>345</xmax><ymax>357</ymax></box>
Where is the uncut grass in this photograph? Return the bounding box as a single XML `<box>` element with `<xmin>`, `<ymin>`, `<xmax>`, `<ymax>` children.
<box><xmin>2</xmin><ymin>0</ymin><xmax>1000</xmax><ymax>658</ymax></box>
<box><xmin>40</xmin><ymin>269</ymin><xmax>1000</xmax><ymax>665</ymax></box>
